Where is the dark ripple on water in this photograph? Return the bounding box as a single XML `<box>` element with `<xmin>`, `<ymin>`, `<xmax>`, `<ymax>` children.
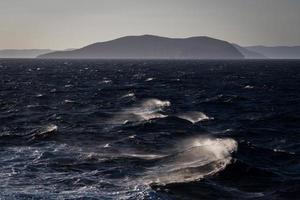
<box><xmin>0</xmin><ymin>59</ymin><xmax>300</xmax><ymax>199</ymax></box>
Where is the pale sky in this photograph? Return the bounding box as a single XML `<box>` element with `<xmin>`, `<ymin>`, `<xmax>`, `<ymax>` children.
<box><xmin>1</xmin><ymin>0</ymin><xmax>300</xmax><ymax>49</ymax></box>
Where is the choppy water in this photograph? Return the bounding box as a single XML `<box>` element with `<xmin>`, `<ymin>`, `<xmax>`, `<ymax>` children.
<box><xmin>0</xmin><ymin>59</ymin><xmax>299</xmax><ymax>199</ymax></box>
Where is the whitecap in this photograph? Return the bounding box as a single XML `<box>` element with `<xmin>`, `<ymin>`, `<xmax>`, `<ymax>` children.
<box><xmin>100</xmin><ymin>80</ymin><xmax>112</xmax><ymax>84</ymax></box>
<box><xmin>31</xmin><ymin>124</ymin><xmax>58</xmax><ymax>139</ymax></box>
<box><xmin>64</xmin><ymin>84</ymin><xmax>73</xmax><ymax>88</ymax></box>
<box><xmin>110</xmin><ymin>99</ymin><xmax>170</xmax><ymax>124</ymax></box>
<box><xmin>36</xmin><ymin>94</ymin><xmax>44</xmax><ymax>97</ymax></box>
<box><xmin>126</xmin><ymin>99</ymin><xmax>170</xmax><ymax>121</ymax></box>
<box><xmin>244</xmin><ymin>85</ymin><xmax>254</xmax><ymax>89</ymax></box>
<box><xmin>128</xmin><ymin>135</ymin><xmax>136</xmax><ymax>139</ymax></box>
<box><xmin>177</xmin><ymin>111</ymin><xmax>212</xmax><ymax>124</ymax></box>
<box><xmin>143</xmin><ymin>99</ymin><xmax>170</xmax><ymax>108</ymax></box>
<box><xmin>42</xmin><ymin>124</ymin><xmax>58</xmax><ymax>133</ymax></box>
<box><xmin>104</xmin><ymin>143</ymin><xmax>111</xmax><ymax>148</ymax></box>
<box><xmin>121</xmin><ymin>93</ymin><xmax>135</xmax><ymax>98</ymax></box>
<box><xmin>64</xmin><ymin>99</ymin><xmax>75</xmax><ymax>103</ymax></box>
<box><xmin>136</xmin><ymin>113</ymin><xmax>168</xmax><ymax>121</ymax></box>
<box><xmin>121</xmin><ymin>153</ymin><xmax>165</xmax><ymax>160</ymax></box>
<box><xmin>145</xmin><ymin>77</ymin><xmax>154</xmax><ymax>82</ymax></box>
<box><xmin>145</xmin><ymin>137</ymin><xmax>237</xmax><ymax>185</ymax></box>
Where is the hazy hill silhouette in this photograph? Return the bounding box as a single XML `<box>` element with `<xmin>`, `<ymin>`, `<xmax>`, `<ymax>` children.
<box><xmin>0</xmin><ymin>49</ymin><xmax>53</xmax><ymax>58</ymax></box>
<box><xmin>233</xmin><ymin>44</ymin><xmax>266</xmax><ymax>59</ymax></box>
<box><xmin>246</xmin><ymin>46</ymin><xmax>300</xmax><ymax>59</ymax></box>
<box><xmin>38</xmin><ymin>35</ymin><xmax>244</xmax><ymax>59</ymax></box>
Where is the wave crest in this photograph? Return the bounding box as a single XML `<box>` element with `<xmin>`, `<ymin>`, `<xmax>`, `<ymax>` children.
<box><xmin>177</xmin><ymin>111</ymin><xmax>212</xmax><ymax>124</ymax></box>
<box><xmin>146</xmin><ymin>137</ymin><xmax>237</xmax><ymax>185</ymax></box>
<box><xmin>110</xmin><ymin>99</ymin><xmax>170</xmax><ymax>124</ymax></box>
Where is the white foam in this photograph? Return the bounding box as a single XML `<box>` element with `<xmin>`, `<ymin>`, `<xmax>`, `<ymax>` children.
<box><xmin>136</xmin><ymin>113</ymin><xmax>168</xmax><ymax>121</ymax></box>
<box><xmin>110</xmin><ymin>99</ymin><xmax>170</xmax><ymax>124</ymax></box>
<box><xmin>100</xmin><ymin>80</ymin><xmax>112</xmax><ymax>84</ymax></box>
<box><xmin>38</xmin><ymin>124</ymin><xmax>58</xmax><ymax>136</ymax></box>
<box><xmin>64</xmin><ymin>99</ymin><xmax>75</xmax><ymax>103</ymax></box>
<box><xmin>244</xmin><ymin>85</ymin><xmax>254</xmax><ymax>89</ymax></box>
<box><xmin>64</xmin><ymin>84</ymin><xmax>73</xmax><ymax>88</ymax></box>
<box><xmin>104</xmin><ymin>143</ymin><xmax>111</xmax><ymax>148</ymax></box>
<box><xmin>46</xmin><ymin>124</ymin><xmax>58</xmax><ymax>132</ymax></box>
<box><xmin>129</xmin><ymin>99</ymin><xmax>170</xmax><ymax>121</ymax></box>
<box><xmin>177</xmin><ymin>111</ymin><xmax>212</xmax><ymax>124</ymax></box>
<box><xmin>145</xmin><ymin>78</ymin><xmax>154</xmax><ymax>82</ymax></box>
<box><xmin>145</xmin><ymin>137</ymin><xmax>237</xmax><ymax>185</ymax></box>
<box><xmin>36</xmin><ymin>94</ymin><xmax>44</xmax><ymax>97</ymax></box>
<box><xmin>121</xmin><ymin>153</ymin><xmax>165</xmax><ymax>160</ymax></box>
<box><xmin>121</xmin><ymin>93</ymin><xmax>135</xmax><ymax>98</ymax></box>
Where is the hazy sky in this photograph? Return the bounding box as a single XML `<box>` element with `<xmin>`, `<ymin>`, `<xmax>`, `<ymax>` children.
<box><xmin>1</xmin><ymin>0</ymin><xmax>300</xmax><ymax>49</ymax></box>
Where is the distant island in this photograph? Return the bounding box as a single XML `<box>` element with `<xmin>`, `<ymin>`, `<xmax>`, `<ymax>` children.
<box><xmin>37</xmin><ymin>35</ymin><xmax>244</xmax><ymax>59</ymax></box>
<box><xmin>1</xmin><ymin>35</ymin><xmax>300</xmax><ymax>59</ymax></box>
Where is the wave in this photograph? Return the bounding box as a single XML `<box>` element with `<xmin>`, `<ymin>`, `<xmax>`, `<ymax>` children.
<box><xmin>0</xmin><ymin>124</ymin><xmax>58</xmax><ymax>144</ymax></box>
<box><xmin>109</xmin><ymin>99</ymin><xmax>170</xmax><ymax>124</ymax></box>
<box><xmin>177</xmin><ymin>111</ymin><xmax>212</xmax><ymax>124</ymax></box>
<box><xmin>40</xmin><ymin>124</ymin><xmax>58</xmax><ymax>134</ymax></box>
<box><xmin>120</xmin><ymin>153</ymin><xmax>165</xmax><ymax>160</ymax></box>
<box><xmin>29</xmin><ymin>124</ymin><xmax>58</xmax><ymax>141</ymax></box>
<box><xmin>121</xmin><ymin>92</ymin><xmax>135</xmax><ymax>98</ymax></box>
<box><xmin>144</xmin><ymin>137</ymin><xmax>238</xmax><ymax>185</ymax></box>
<box><xmin>109</xmin><ymin>99</ymin><xmax>212</xmax><ymax>125</ymax></box>
<box><xmin>145</xmin><ymin>77</ymin><xmax>154</xmax><ymax>82</ymax></box>
<box><xmin>64</xmin><ymin>84</ymin><xmax>73</xmax><ymax>88</ymax></box>
<box><xmin>201</xmin><ymin>94</ymin><xmax>246</xmax><ymax>104</ymax></box>
<box><xmin>35</xmin><ymin>94</ymin><xmax>44</xmax><ymax>97</ymax></box>
<box><xmin>99</xmin><ymin>79</ymin><xmax>112</xmax><ymax>84</ymax></box>
<box><xmin>244</xmin><ymin>85</ymin><xmax>254</xmax><ymax>89</ymax></box>
<box><xmin>64</xmin><ymin>99</ymin><xmax>76</xmax><ymax>103</ymax></box>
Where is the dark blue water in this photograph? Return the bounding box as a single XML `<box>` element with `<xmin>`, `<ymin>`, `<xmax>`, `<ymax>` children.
<box><xmin>0</xmin><ymin>59</ymin><xmax>299</xmax><ymax>199</ymax></box>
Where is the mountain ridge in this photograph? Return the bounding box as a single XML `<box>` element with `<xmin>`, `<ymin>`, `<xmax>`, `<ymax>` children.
<box><xmin>2</xmin><ymin>35</ymin><xmax>300</xmax><ymax>59</ymax></box>
<box><xmin>37</xmin><ymin>35</ymin><xmax>244</xmax><ymax>59</ymax></box>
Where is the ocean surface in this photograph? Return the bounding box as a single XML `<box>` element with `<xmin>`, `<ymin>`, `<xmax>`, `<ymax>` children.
<box><xmin>0</xmin><ymin>59</ymin><xmax>299</xmax><ymax>200</ymax></box>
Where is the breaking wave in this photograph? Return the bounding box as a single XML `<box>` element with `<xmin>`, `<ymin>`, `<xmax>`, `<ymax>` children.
<box><xmin>110</xmin><ymin>99</ymin><xmax>170</xmax><ymax>124</ymax></box>
<box><xmin>29</xmin><ymin>124</ymin><xmax>58</xmax><ymax>141</ymax></box>
<box><xmin>143</xmin><ymin>137</ymin><xmax>238</xmax><ymax>185</ymax></box>
<box><xmin>177</xmin><ymin>111</ymin><xmax>212</xmax><ymax>124</ymax></box>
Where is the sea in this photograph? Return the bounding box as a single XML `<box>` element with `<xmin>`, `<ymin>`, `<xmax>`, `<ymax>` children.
<box><xmin>0</xmin><ymin>59</ymin><xmax>299</xmax><ymax>200</ymax></box>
